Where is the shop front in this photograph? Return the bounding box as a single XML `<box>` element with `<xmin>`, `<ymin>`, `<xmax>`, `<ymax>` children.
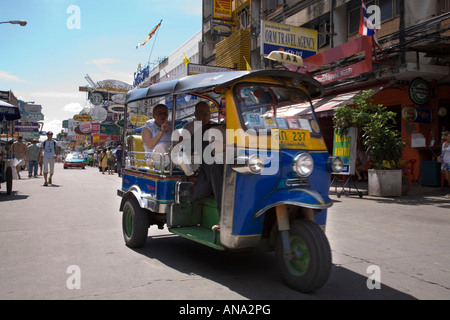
<box><xmin>295</xmin><ymin>31</ymin><xmax>450</xmax><ymax>186</ymax></box>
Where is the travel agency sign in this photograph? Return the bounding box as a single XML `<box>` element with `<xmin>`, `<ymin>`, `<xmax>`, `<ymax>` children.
<box><xmin>260</xmin><ymin>20</ymin><xmax>318</xmax><ymax>59</ymax></box>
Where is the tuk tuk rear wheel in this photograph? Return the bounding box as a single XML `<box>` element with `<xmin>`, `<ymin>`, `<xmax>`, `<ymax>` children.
<box><xmin>122</xmin><ymin>198</ymin><xmax>149</xmax><ymax>248</ymax></box>
<box><xmin>6</xmin><ymin>167</ymin><xmax>13</xmax><ymax>195</ymax></box>
<box><xmin>276</xmin><ymin>220</ymin><xmax>332</xmax><ymax>293</ymax></box>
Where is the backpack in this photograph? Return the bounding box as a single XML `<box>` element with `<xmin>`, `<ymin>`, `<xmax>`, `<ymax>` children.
<box><xmin>43</xmin><ymin>140</ymin><xmax>57</xmax><ymax>149</ymax></box>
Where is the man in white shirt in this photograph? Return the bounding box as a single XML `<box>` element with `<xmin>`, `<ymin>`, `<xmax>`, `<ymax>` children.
<box><xmin>38</xmin><ymin>131</ymin><xmax>59</xmax><ymax>186</ymax></box>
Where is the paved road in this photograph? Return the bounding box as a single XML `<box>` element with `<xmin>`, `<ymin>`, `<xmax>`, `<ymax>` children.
<box><xmin>0</xmin><ymin>164</ymin><xmax>449</xmax><ymax>300</ymax></box>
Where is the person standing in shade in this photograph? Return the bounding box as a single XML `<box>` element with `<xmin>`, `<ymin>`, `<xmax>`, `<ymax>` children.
<box><xmin>27</xmin><ymin>139</ymin><xmax>40</xmax><ymax>178</ymax></box>
<box><xmin>38</xmin><ymin>131</ymin><xmax>59</xmax><ymax>186</ymax></box>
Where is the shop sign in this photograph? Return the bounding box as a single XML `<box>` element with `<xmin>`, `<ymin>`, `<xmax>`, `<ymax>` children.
<box><xmin>91</xmin><ymin>123</ymin><xmax>100</xmax><ymax>134</ymax></box>
<box><xmin>89</xmin><ymin>92</ymin><xmax>104</xmax><ymax>106</ymax></box>
<box><xmin>24</xmin><ymin>104</ymin><xmax>42</xmax><ymax>115</ymax></box>
<box><xmin>402</xmin><ymin>106</ymin><xmax>417</xmax><ymax>122</ymax></box>
<box><xmin>187</xmin><ymin>63</ymin><xmax>230</xmax><ymax>75</ymax></box>
<box><xmin>100</xmin><ymin>124</ymin><xmax>120</xmax><ymax>135</ymax></box>
<box><xmin>90</xmin><ymin>106</ymin><xmax>108</xmax><ymax>122</ymax></box>
<box><xmin>261</xmin><ymin>20</ymin><xmax>318</xmax><ymax>59</ymax></box>
<box><xmin>300</xmin><ymin>36</ymin><xmax>373</xmax><ymax>85</ymax></box>
<box><xmin>130</xmin><ymin>114</ymin><xmax>149</xmax><ymax>127</ymax></box>
<box><xmin>14</xmin><ymin>122</ymin><xmax>40</xmax><ymax>132</ymax></box>
<box><xmin>0</xmin><ymin>90</ymin><xmax>10</xmax><ymax>101</ymax></box>
<box><xmin>402</xmin><ymin>106</ymin><xmax>431</xmax><ymax>123</ymax></box>
<box><xmin>96</xmin><ymin>80</ymin><xmax>132</xmax><ymax>93</ymax></box>
<box><xmin>73</xmin><ymin>114</ymin><xmax>93</xmax><ymax>122</ymax></box>
<box><xmin>108</xmin><ymin>104</ymin><xmax>130</xmax><ymax>114</ymax></box>
<box><xmin>211</xmin><ymin>20</ymin><xmax>232</xmax><ymax>36</ymax></box>
<box><xmin>22</xmin><ymin>113</ymin><xmax>44</xmax><ymax>122</ymax></box>
<box><xmin>79</xmin><ymin>122</ymin><xmax>92</xmax><ymax>134</ymax></box>
<box><xmin>409</xmin><ymin>77</ymin><xmax>430</xmax><ymax>105</ymax></box>
<box><xmin>332</xmin><ymin>127</ymin><xmax>357</xmax><ymax>176</ymax></box>
<box><xmin>212</xmin><ymin>0</ymin><xmax>232</xmax><ymax>21</ymax></box>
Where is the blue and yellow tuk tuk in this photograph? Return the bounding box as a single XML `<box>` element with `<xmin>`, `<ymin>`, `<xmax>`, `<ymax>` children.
<box><xmin>118</xmin><ymin>68</ymin><xmax>343</xmax><ymax>292</ymax></box>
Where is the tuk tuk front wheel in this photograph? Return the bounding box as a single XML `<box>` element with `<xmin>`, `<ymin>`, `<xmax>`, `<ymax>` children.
<box><xmin>6</xmin><ymin>167</ymin><xmax>13</xmax><ymax>195</ymax></box>
<box><xmin>276</xmin><ymin>220</ymin><xmax>332</xmax><ymax>293</ymax></box>
<box><xmin>122</xmin><ymin>198</ymin><xmax>149</xmax><ymax>248</ymax></box>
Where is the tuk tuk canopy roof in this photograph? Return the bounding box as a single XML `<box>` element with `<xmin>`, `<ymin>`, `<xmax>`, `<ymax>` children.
<box><xmin>125</xmin><ymin>70</ymin><xmax>324</xmax><ymax>105</ymax></box>
<box><xmin>0</xmin><ymin>100</ymin><xmax>21</xmax><ymax>121</ymax></box>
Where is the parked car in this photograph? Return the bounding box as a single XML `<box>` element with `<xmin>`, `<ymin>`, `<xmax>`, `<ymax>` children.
<box><xmin>63</xmin><ymin>152</ymin><xmax>86</xmax><ymax>169</ymax></box>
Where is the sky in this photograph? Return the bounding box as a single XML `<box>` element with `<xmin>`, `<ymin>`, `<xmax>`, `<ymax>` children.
<box><xmin>0</xmin><ymin>0</ymin><xmax>202</xmax><ymax>135</ymax></box>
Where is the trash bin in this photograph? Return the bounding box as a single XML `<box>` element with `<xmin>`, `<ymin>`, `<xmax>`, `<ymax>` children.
<box><xmin>421</xmin><ymin>161</ymin><xmax>441</xmax><ymax>187</ymax></box>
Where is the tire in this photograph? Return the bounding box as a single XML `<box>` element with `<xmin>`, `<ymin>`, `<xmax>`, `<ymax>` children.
<box><xmin>276</xmin><ymin>220</ymin><xmax>332</xmax><ymax>293</ymax></box>
<box><xmin>122</xmin><ymin>198</ymin><xmax>149</xmax><ymax>248</ymax></box>
<box><xmin>6</xmin><ymin>167</ymin><xmax>13</xmax><ymax>195</ymax></box>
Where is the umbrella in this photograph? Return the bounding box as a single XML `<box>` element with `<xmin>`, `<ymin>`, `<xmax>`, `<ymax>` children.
<box><xmin>0</xmin><ymin>100</ymin><xmax>21</xmax><ymax>121</ymax></box>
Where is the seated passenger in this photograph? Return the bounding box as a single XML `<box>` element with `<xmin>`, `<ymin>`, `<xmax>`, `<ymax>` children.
<box><xmin>182</xmin><ymin>101</ymin><xmax>214</xmax><ymax>137</ymax></box>
<box><xmin>182</xmin><ymin>101</ymin><xmax>226</xmax><ymax>231</ymax></box>
<box><xmin>142</xmin><ymin>104</ymin><xmax>171</xmax><ymax>168</ymax></box>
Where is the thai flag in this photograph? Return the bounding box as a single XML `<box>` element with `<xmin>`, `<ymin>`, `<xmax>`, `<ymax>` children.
<box><xmin>359</xmin><ymin>0</ymin><xmax>376</xmax><ymax>36</ymax></box>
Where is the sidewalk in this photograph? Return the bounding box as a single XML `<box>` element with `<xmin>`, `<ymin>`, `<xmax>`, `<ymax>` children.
<box><xmin>329</xmin><ymin>177</ymin><xmax>447</xmax><ymax>198</ymax></box>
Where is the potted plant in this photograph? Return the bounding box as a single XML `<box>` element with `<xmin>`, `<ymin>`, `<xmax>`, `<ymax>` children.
<box><xmin>334</xmin><ymin>90</ymin><xmax>405</xmax><ymax>197</ymax></box>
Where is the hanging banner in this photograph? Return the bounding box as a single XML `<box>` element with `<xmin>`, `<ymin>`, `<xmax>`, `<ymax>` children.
<box><xmin>333</xmin><ymin>127</ymin><xmax>357</xmax><ymax>175</ymax></box>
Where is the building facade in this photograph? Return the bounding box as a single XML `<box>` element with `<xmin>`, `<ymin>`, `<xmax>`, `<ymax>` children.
<box><xmin>200</xmin><ymin>0</ymin><xmax>450</xmax><ymax>184</ymax></box>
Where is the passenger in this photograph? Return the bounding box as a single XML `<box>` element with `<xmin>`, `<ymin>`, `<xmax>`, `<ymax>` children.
<box><xmin>183</xmin><ymin>101</ymin><xmax>225</xmax><ymax>231</ymax></box>
<box><xmin>182</xmin><ymin>101</ymin><xmax>214</xmax><ymax>137</ymax></box>
<box><xmin>142</xmin><ymin>104</ymin><xmax>171</xmax><ymax>168</ymax></box>
<box><xmin>142</xmin><ymin>104</ymin><xmax>171</xmax><ymax>152</ymax></box>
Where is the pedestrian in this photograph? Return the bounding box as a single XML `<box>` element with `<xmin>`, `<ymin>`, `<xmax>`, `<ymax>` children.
<box><xmin>107</xmin><ymin>147</ymin><xmax>115</xmax><ymax>175</ymax></box>
<box><xmin>10</xmin><ymin>136</ymin><xmax>28</xmax><ymax>179</ymax></box>
<box><xmin>27</xmin><ymin>139</ymin><xmax>40</xmax><ymax>178</ymax></box>
<box><xmin>115</xmin><ymin>145</ymin><xmax>123</xmax><ymax>177</ymax></box>
<box><xmin>38</xmin><ymin>149</ymin><xmax>43</xmax><ymax>175</ymax></box>
<box><xmin>38</xmin><ymin>131</ymin><xmax>59</xmax><ymax>186</ymax></box>
<box><xmin>439</xmin><ymin>131</ymin><xmax>450</xmax><ymax>198</ymax></box>
<box><xmin>100</xmin><ymin>148</ymin><xmax>107</xmax><ymax>174</ymax></box>
<box><xmin>93</xmin><ymin>152</ymin><xmax>98</xmax><ymax>167</ymax></box>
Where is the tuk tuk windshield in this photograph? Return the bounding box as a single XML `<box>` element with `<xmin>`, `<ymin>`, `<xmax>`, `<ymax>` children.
<box><xmin>234</xmin><ymin>83</ymin><xmax>321</xmax><ymax>136</ymax></box>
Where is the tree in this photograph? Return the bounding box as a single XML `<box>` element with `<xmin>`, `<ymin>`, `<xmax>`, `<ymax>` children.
<box><xmin>333</xmin><ymin>90</ymin><xmax>404</xmax><ymax>170</ymax></box>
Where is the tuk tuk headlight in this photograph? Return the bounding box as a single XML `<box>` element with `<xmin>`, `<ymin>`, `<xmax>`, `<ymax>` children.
<box><xmin>248</xmin><ymin>154</ymin><xmax>264</xmax><ymax>174</ymax></box>
<box><xmin>293</xmin><ymin>153</ymin><xmax>314</xmax><ymax>177</ymax></box>
<box><xmin>329</xmin><ymin>156</ymin><xmax>344</xmax><ymax>173</ymax></box>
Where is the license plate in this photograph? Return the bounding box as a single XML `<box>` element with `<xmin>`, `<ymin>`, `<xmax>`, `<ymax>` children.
<box><xmin>274</xmin><ymin>129</ymin><xmax>312</xmax><ymax>149</ymax></box>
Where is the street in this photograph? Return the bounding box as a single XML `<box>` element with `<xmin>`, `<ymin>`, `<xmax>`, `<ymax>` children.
<box><xmin>0</xmin><ymin>164</ymin><xmax>449</xmax><ymax>300</ymax></box>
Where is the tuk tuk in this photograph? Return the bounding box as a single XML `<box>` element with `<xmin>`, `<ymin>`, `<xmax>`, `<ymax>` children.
<box><xmin>118</xmin><ymin>67</ymin><xmax>344</xmax><ymax>293</ymax></box>
<box><xmin>0</xmin><ymin>100</ymin><xmax>21</xmax><ymax>195</ymax></box>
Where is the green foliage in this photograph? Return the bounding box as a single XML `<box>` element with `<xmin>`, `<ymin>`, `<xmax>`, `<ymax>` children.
<box><xmin>333</xmin><ymin>90</ymin><xmax>404</xmax><ymax>169</ymax></box>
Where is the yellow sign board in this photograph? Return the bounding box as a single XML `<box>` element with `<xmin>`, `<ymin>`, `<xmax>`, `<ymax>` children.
<box><xmin>213</xmin><ymin>0</ymin><xmax>232</xmax><ymax>21</ymax></box>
